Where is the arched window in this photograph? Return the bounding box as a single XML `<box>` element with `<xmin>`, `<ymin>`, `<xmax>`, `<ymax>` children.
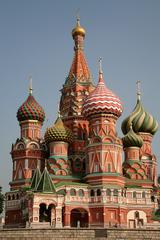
<box><xmin>133</xmin><ymin>191</ymin><xmax>137</xmax><ymax>198</ymax></box>
<box><xmin>135</xmin><ymin>211</ymin><xmax>139</xmax><ymax>219</ymax></box>
<box><xmin>94</xmin><ymin>164</ymin><xmax>98</xmax><ymax>173</ymax></box>
<box><xmin>142</xmin><ymin>191</ymin><xmax>145</xmax><ymax>198</ymax></box>
<box><xmin>12</xmin><ymin>195</ymin><xmax>15</xmax><ymax>200</ymax></box>
<box><xmin>108</xmin><ymin>164</ymin><xmax>111</xmax><ymax>172</ymax></box>
<box><xmin>90</xmin><ymin>189</ymin><xmax>95</xmax><ymax>197</ymax></box>
<box><xmin>113</xmin><ymin>189</ymin><xmax>118</xmax><ymax>196</ymax></box>
<box><xmin>97</xmin><ymin>189</ymin><xmax>101</xmax><ymax>196</ymax></box>
<box><xmin>78</xmin><ymin>189</ymin><xmax>84</xmax><ymax>197</ymax></box>
<box><xmin>70</xmin><ymin>189</ymin><xmax>76</xmax><ymax>196</ymax></box>
<box><xmin>8</xmin><ymin>195</ymin><xmax>11</xmax><ymax>201</ymax></box>
<box><xmin>106</xmin><ymin>189</ymin><xmax>111</xmax><ymax>196</ymax></box>
<box><xmin>18</xmin><ymin>169</ymin><xmax>22</xmax><ymax>179</ymax></box>
<box><xmin>16</xmin><ymin>194</ymin><xmax>19</xmax><ymax>200</ymax></box>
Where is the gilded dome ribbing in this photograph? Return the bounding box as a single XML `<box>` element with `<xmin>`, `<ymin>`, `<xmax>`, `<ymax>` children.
<box><xmin>44</xmin><ymin>115</ymin><xmax>73</xmax><ymax>144</ymax></box>
<box><xmin>122</xmin><ymin>125</ymin><xmax>143</xmax><ymax>148</ymax></box>
<box><xmin>121</xmin><ymin>99</ymin><xmax>158</xmax><ymax>135</ymax></box>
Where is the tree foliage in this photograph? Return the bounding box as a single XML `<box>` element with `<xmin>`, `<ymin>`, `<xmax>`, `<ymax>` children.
<box><xmin>0</xmin><ymin>186</ymin><xmax>4</xmax><ymax>214</ymax></box>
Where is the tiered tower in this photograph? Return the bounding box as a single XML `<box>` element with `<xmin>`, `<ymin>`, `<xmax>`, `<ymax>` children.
<box><xmin>44</xmin><ymin>113</ymin><xmax>73</xmax><ymax>181</ymax></box>
<box><xmin>121</xmin><ymin>82</ymin><xmax>158</xmax><ymax>187</ymax></box>
<box><xmin>83</xmin><ymin>59</ymin><xmax>125</xmax><ymax>187</ymax></box>
<box><xmin>60</xmin><ymin>17</ymin><xmax>94</xmax><ymax>177</ymax></box>
<box><xmin>10</xmin><ymin>79</ymin><xmax>47</xmax><ymax>190</ymax></box>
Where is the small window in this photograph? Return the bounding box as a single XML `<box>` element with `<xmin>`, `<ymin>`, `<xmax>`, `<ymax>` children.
<box><xmin>142</xmin><ymin>191</ymin><xmax>145</xmax><ymax>198</ymax></box>
<box><xmin>70</xmin><ymin>188</ymin><xmax>76</xmax><ymax>196</ymax></box>
<box><xmin>133</xmin><ymin>191</ymin><xmax>137</xmax><ymax>198</ymax></box>
<box><xmin>12</xmin><ymin>195</ymin><xmax>15</xmax><ymax>200</ymax></box>
<box><xmin>106</xmin><ymin>189</ymin><xmax>111</xmax><ymax>196</ymax></box>
<box><xmin>113</xmin><ymin>189</ymin><xmax>118</xmax><ymax>196</ymax></box>
<box><xmin>108</xmin><ymin>164</ymin><xmax>111</xmax><ymax>172</ymax></box>
<box><xmin>8</xmin><ymin>195</ymin><xmax>11</xmax><ymax>201</ymax></box>
<box><xmin>25</xmin><ymin>159</ymin><xmax>28</xmax><ymax>169</ymax></box>
<box><xmin>90</xmin><ymin>189</ymin><xmax>95</xmax><ymax>197</ymax></box>
<box><xmin>135</xmin><ymin>211</ymin><xmax>139</xmax><ymax>219</ymax></box>
<box><xmin>94</xmin><ymin>164</ymin><xmax>98</xmax><ymax>173</ymax></box>
<box><xmin>97</xmin><ymin>189</ymin><xmax>101</xmax><ymax>196</ymax></box>
<box><xmin>78</xmin><ymin>189</ymin><xmax>84</xmax><ymax>197</ymax></box>
<box><xmin>18</xmin><ymin>169</ymin><xmax>22</xmax><ymax>179</ymax></box>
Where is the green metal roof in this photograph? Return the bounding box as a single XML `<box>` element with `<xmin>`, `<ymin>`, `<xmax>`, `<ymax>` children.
<box><xmin>36</xmin><ymin>167</ymin><xmax>56</xmax><ymax>193</ymax></box>
<box><xmin>31</xmin><ymin>167</ymin><xmax>42</xmax><ymax>190</ymax></box>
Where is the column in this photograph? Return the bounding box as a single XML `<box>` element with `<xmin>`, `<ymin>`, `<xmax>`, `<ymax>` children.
<box><xmin>55</xmin><ymin>206</ymin><xmax>62</xmax><ymax>228</ymax></box>
<box><xmin>63</xmin><ymin>211</ymin><xmax>71</xmax><ymax>228</ymax></box>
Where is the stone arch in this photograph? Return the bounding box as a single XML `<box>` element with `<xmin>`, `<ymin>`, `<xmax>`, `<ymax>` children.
<box><xmin>70</xmin><ymin>208</ymin><xmax>89</xmax><ymax>227</ymax></box>
<box><xmin>127</xmin><ymin>210</ymin><xmax>147</xmax><ymax>228</ymax></box>
<box><xmin>27</xmin><ymin>141</ymin><xmax>39</xmax><ymax>149</ymax></box>
<box><xmin>16</xmin><ymin>142</ymin><xmax>25</xmax><ymax>150</ymax></box>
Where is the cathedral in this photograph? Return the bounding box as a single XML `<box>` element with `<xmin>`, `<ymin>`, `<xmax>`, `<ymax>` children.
<box><xmin>5</xmin><ymin>18</ymin><xmax>160</xmax><ymax>229</ymax></box>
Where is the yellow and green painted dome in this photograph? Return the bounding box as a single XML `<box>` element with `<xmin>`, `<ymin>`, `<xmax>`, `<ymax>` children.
<box><xmin>121</xmin><ymin>99</ymin><xmax>158</xmax><ymax>136</ymax></box>
<box><xmin>122</xmin><ymin>124</ymin><xmax>143</xmax><ymax>148</ymax></box>
<box><xmin>44</xmin><ymin>114</ymin><xmax>73</xmax><ymax>144</ymax></box>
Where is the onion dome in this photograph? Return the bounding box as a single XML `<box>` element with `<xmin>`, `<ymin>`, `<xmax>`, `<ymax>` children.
<box><xmin>17</xmin><ymin>79</ymin><xmax>45</xmax><ymax>123</ymax></box>
<box><xmin>83</xmin><ymin>59</ymin><xmax>123</xmax><ymax>118</ymax></box>
<box><xmin>72</xmin><ymin>16</ymin><xmax>86</xmax><ymax>38</ymax></box>
<box><xmin>122</xmin><ymin>124</ymin><xmax>143</xmax><ymax>148</ymax></box>
<box><xmin>121</xmin><ymin>82</ymin><xmax>158</xmax><ymax>135</ymax></box>
<box><xmin>44</xmin><ymin>114</ymin><xmax>73</xmax><ymax>144</ymax></box>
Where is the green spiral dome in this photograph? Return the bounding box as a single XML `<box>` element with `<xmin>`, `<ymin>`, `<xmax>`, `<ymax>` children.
<box><xmin>121</xmin><ymin>99</ymin><xmax>158</xmax><ymax>136</ymax></box>
<box><xmin>122</xmin><ymin>125</ymin><xmax>143</xmax><ymax>148</ymax></box>
<box><xmin>44</xmin><ymin>115</ymin><xmax>73</xmax><ymax>144</ymax></box>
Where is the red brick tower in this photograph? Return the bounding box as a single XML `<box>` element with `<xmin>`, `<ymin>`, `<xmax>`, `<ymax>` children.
<box><xmin>83</xmin><ymin>59</ymin><xmax>125</xmax><ymax>187</ymax></box>
<box><xmin>10</xmin><ymin>79</ymin><xmax>47</xmax><ymax>190</ymax></box>
<box><xmin>60</xmin><ymin>17</ymin><xmax>94</xmax><ymax>177</ymax></box>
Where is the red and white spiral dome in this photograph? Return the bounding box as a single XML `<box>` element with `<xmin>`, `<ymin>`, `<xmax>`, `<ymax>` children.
<box><xmin>83</xmin><ymin>70</ymin><xmax>123</xmax><ymax>118</ymax></box>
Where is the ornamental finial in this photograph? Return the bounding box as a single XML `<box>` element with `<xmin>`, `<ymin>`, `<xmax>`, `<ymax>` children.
<box><xmin>99</xmin><ymin>57</ymin><xmax>103</xmax><ymax>74</ymax></box>
<box><xmin>98</xmin><ymin>57</ymin><xmax>104</xmax><ymax>82</ymax></box>
<box><xmin>136</xmin><ymin>80</ymin><xmax>141</xmax><ymax>100</ymax></box>
<box><xmin>29</xmin><ymin>75</ymin><xmax>33</xmax><ymax>95</ymax></box>
<box><xmin>76</xmin><ymin>8</ymin><xmax>80</xmax><ymax>26</ymax></box>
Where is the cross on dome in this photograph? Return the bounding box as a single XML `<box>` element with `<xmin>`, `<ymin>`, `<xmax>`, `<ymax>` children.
<box><xmin>136</xmin><ymin>80</ymin><xmax>141</xmax><ymax>100</ymax></box>
<box><xmin>29</xmin><ymin>75</ymin><xmax>33</xmax><ymax>95</ymax></box>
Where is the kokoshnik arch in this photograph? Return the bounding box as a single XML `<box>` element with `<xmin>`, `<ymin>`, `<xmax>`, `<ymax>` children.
<box><xmin>5</xmin><ymin>18</ymin><xmax>160</xmax><ymax>229</ymax></box>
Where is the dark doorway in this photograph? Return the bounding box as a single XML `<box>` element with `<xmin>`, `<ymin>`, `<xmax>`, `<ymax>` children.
<box><xmin>71</xmin><ymin>208</ymin><xmax>88</xmax><ymax>227</ymax></box>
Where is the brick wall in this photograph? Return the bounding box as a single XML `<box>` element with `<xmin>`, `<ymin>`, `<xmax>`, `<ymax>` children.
<box><xmin>0</xmin><ymin>228</ymin><xmax>160</xmax><ymax>239</ymax></box>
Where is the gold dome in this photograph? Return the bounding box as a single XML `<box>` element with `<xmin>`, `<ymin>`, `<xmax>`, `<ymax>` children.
<box><xmin>72</xmin><ymin>17</ymin><xmax>86</xmax><ymax>38</ymax></box>
<box><xmin>44</xmin><ymin>114</ymin><xmax>73</xmax><ymax>144</ymax></box>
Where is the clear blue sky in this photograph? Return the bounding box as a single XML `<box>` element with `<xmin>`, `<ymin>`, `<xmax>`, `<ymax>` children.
<box><xmin>0</xmin><ymin>0</ymin><xmax>160</xmax><ymax>192</ymax></box>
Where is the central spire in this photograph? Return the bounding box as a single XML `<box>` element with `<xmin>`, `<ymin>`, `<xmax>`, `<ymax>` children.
<box><xmin>67</xmin><ymin>17</ymin><xmax>92</xmax><ymax>84</ymax></box>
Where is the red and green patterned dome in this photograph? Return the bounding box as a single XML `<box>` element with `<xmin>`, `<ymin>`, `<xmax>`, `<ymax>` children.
<box><xmin>17</xmin><ymin>93</ymin><xmax>45</xmax><ymax>123</ymax></box>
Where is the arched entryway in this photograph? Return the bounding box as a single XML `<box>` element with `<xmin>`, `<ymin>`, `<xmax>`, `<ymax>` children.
<box><xmin>39</xmin><ymin>203</ymin><xmax>56</xmax><ymax>225</ymax></box>
<box><xmin>127</xmin><ymin>210</ymin><xmax>147</xmax><ymax>228</ymax></box>
<box><xmin>39</xmin><ymin>203</ymin><xmax>49</xmax><ymax>222</ymax></box>
<box><xmin>71</xmin><ymin>208</ymin><xmax>89</xmax><ymax>227</ymax></box>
